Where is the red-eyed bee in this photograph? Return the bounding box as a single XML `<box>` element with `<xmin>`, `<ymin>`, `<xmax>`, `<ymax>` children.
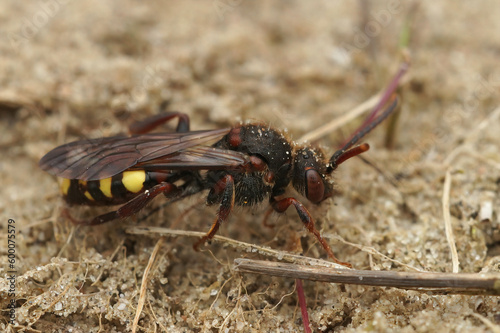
<box><xmin>40</xmin><ymin>99</ymin><xmax>398</xmax><ymax>267</ymax></box>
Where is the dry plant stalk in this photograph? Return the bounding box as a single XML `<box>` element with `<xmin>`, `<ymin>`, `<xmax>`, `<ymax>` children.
<box><xmin>125</xmin><ymin>226</ymin><xmax>346</xmax><ymax>269</ymax></box>
<box><xmin>234</xmin><ymin>259</ymin><xmax>500</xmax><ymax>296</ymax></box>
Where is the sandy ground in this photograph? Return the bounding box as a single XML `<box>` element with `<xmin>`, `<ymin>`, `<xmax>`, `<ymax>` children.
<box><xmin>1</xmin><ymin>1</ymin><xmax>500</xmax><ymax>332</ymax></box>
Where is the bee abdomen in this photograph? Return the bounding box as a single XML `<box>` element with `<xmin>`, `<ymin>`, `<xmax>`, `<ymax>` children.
<box><xmin>60</xmin><ymin>170</ymin><xmax>167</xmax><ymax>206</ymax></box>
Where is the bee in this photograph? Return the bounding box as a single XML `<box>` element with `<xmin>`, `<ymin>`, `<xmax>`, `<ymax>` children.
<box><xmin>40</xmin><ymin>99</ymin><xmax>398</xmax><ymax>267</ymax></box>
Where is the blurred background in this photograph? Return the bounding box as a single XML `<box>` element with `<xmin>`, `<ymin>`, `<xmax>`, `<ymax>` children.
<box><xmin>1</xmin><ymin>1</ymin><xmax>499</xmax><ymax>332</ymax></box>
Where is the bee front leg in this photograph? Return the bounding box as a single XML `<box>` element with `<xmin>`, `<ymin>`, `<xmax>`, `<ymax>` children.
<box><xmin>269</xmin><ymin>197</ymin><xmax>352</xmax><ymax>268</ymax></box>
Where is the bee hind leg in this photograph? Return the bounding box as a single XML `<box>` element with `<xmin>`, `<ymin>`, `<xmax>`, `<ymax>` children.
<box><xmin>67</xmin><ymin>182</ymin><xmax>180</xmax><ymax>226</ymax></box>
<box><xmin>128</xmin><ymin>110</ymin><xmax>190</xmax><ymax>134</ymax></box>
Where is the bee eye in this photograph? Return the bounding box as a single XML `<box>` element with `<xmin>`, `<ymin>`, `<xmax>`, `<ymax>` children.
<box><xmin>305</xmin><ymin>169</ymin><xmax>324</xmax><ymax>203</ymax></box>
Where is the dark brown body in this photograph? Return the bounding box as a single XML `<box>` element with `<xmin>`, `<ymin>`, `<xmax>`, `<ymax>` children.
<box><xmin>207</xmin><ymin>124</ymin><xmax>294</xmax><ymax>206</ymax></box>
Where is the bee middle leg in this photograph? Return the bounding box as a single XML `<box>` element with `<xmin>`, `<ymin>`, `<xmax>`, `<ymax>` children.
<box><xmin>193</xmin><ymin>174</ymin><xmax>235</xmax><ymax>250</ymax></box>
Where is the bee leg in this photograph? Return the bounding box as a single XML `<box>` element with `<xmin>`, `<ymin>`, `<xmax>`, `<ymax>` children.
<box><xmin>76</xmin><ymin>183</ymin><xmax>179</xmax><ymax>226</ymax></box>
<box><xmin>128</xmin><ymin>111</ymin><xmax>190</xmax><ymax>134</ymax></box>
<box><xmin>193</xmin><ymin>174</ymin><xmax>235</xmax><ymax>251</ymax></box>
<box><xmin>269</xmin><ymin>197</ymin><xmax>352</xmax><ymax>268</ymax></box>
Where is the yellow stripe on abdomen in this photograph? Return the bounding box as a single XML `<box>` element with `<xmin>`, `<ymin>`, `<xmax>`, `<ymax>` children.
<box><xmin>99</xmin><ymin>177</ymin><xmax>113</xmax><ymax>198</ymax></box>
<box><xmin>60</xmin><ymin>178</ymin><xmax>71</xmax><ymax>195</ymax></box>
<box><xmin>84</xmin><ymin>191</ymin><xmax>95</xmax><ymax>201</ymax></box>
<box><xmin>122</xmin><ymin>170</ymin><xmax>146</xmax><ymax>193</ymax></box>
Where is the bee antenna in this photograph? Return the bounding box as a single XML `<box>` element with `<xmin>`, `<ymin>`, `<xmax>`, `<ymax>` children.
<box><xmin>327</xmin><ymin>97</ymin><xmax>399</xmax><ymax>172</ymax></box>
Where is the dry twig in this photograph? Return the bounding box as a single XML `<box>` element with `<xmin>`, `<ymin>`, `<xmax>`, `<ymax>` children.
<box><xmin>234</xmin><ymin>259</ymin><xmax>500</xmax><ymax>296</ymax></box>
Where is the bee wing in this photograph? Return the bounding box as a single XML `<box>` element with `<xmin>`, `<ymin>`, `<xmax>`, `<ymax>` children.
<box><xmin>39</xmin><ymin>128</ymin><xmax>243</xmax><ymax>181</ymax></box>
<box><xmin>132</xmin><ymin>146</ymin><xmax>249</xmax><ymax>171</ymax></box>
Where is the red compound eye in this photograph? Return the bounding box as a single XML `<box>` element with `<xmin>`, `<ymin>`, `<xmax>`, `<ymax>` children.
<box><xmin>305</xmin><ymin>169</ymin><xmax>324</xmax><ymax>203</ymax></box>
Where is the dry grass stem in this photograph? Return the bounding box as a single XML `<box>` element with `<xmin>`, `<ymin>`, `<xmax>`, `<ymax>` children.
<box><xmin>132</xmin><ymin>237</ymin><xmax>165</xmax><ymax>333</ymax></box>
<box><xmin>125</xmin><ymin>226</ymin><xmax>346</xmax><ymax>269</ymax></box>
